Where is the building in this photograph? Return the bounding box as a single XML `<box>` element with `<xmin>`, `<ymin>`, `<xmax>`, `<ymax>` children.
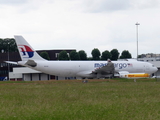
<box><xmin>139</xmin><ymin>53</ymin><xmax>160</xmax><ymax>58</ymax></box>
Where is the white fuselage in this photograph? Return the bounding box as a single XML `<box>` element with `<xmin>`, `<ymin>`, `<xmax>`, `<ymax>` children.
<box><xmin>18</xmin><ymin>60</ymin><xmax>157</xmax><ymax>78</ymax></box>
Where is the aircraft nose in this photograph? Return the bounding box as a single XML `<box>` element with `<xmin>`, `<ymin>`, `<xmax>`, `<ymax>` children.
<box><xmin>154</xmin><ymin>67</ymin><xmax>158</xmax><ymax>73</ymax></box>
<box><xmin>156</xmin><ymin>67</ymin><xmax>158</xmax><ymax>72</ymax></box>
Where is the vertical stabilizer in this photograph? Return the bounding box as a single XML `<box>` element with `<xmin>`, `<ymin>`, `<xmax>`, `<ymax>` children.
<box><xmin>14</xmin><ymin>35</ymin><xmax>46</xmax><ymax>61</ymax></box>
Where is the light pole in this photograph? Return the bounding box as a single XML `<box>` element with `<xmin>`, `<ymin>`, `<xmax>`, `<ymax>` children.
<box><xmin>1</xmin><ymin>49</ymin><xmax>4</xmax><ymax>68</ymax></box>
<box><xmin>135</xmin><ymin>22</ymin><xmax>140</xmax><ymax>60</ymax></box>
<box><xmin>8</xmin><ymin>42</ymin><xmax>10</xmax><ymax>80</ymax></box>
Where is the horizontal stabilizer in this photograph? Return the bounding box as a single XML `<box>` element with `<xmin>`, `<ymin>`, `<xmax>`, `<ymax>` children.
<box><xmin>5</xmin><ymin>61</ymin><xmax>18</xmax><ymax>65</ymax></box>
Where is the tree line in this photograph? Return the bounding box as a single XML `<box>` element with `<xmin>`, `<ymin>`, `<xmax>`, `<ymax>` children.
<box><xmin>0</xmin><ymin>38</ymin><xmax>132</xmax><ymax>61</ymax></box>
<box><xmin>41</xmin><ymin>48</ymin><xmax>132</xmax><ymax>61</ymax></box>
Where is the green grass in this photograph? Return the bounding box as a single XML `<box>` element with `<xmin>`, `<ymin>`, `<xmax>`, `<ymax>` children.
<box><xmin>0</xmin><ymin>79</ymin><xmax>160</xmax><ymax>120</ymax></box>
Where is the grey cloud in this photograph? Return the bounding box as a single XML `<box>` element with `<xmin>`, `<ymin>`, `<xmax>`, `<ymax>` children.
<box><xmin>83</xmin><ymin>0</ymin><xmax>160</xmax><ymax>13</ymax></box>
<box><xmin>131</xmin><ymin>0</ymin><xmax>160</xmax><ymax>9</ymax></box>
<box><xmin>83</xmin><ymin>0</ymin><xmax>131</xmax><ymax>12</ymax></box>
<box><xmin>0</xmin><ymin>0</ymin><xmax>28</xmax><ymax>5</ymax></box>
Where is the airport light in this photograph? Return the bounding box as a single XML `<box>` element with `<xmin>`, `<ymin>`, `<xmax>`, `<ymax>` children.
<box><xmin>135</xmin><ymin>22</ymin><xmax>140</xmax><ymax>60</ymax></box>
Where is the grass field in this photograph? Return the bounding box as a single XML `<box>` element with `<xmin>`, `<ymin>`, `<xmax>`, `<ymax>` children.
<box><xmin>1</xmin><ymin>78</ymin><xmax>160</xmax><ymax>120</ymax></box>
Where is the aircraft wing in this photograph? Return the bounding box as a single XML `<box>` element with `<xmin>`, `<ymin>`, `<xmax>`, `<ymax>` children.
<box><xmin>92</xmin><ymin>62</ymin><xmax>115</xmax><ymax>78</ymax></box>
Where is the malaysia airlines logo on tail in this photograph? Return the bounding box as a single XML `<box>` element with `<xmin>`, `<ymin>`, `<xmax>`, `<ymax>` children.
<box><xmin>18</xmin><ymin>45</ymin><xmax>34</xmax><ymax>58</ymax></box>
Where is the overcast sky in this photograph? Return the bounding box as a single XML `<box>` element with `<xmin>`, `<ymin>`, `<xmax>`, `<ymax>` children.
<box><xmin>0</xmin><ymin>0</ymin><xmax>160</xmax><ymax>58</ymax></box>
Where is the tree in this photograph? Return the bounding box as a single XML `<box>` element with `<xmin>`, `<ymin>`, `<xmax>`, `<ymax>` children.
<box><xmin>58</xmin><ymin>51</ymin><xmax>69</xmax><ymax>60</ymax></box>
<box><xmin>101</xmin><ymin>50</ymin><xmax>111</xmax><ymax>60</ymax></box>
<box><xmin>119</xmin><ymin>50</ymin><xmax>132</xmax><ymax>59</ymax></box>
<box><xmin>70</xmin><ymin>51</ymin><xmax>80</xmax><ymax>60</ymax></box>
<box><xmin>0</xmin><ymin>39</ymin><xmax>3</xmax><ymax>53</ymax></box>
<box><xmin>138</xmin><ymin>55</ymin><xmax>142</xmax><ymax>58</ymax></box>
<box><xmin>91</xmin><ymin>48</ymin><xmax>101</xmax><ymax>60</ymax></box>
<box><xmin>110</xmin><ymin>49</ymin><xmax>119</xmax><ymax>60</ymax></box>
<box><xmin>0</xmin><ymin>38</ymin><xmax>18</xmax><ymax>53</ymax></box>
<box><xmin>87</xmin><ymin>57</ymin><xmax>93</xmax><ymax>60</ymax></box>
<box><xmin>40</xmin><ymin>51</ymin><xmax>50</xmax><ymax>60</ymax></box>
<box><xmin>78</xmin><ymin>50</ymin><xmax>87</xmax><ymax>60</ymax></box>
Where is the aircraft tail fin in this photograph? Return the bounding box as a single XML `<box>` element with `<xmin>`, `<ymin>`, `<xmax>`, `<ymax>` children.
<box><xmin>14</xmin><ymin>35</ymin><xmax>46</xmax><ymax>61</ymax></box>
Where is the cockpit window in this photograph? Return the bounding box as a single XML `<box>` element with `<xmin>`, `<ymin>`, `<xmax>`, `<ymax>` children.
<box><xmin>152</xmin><ymin>65</ymin><xmax>155</xmax><ymax>67</ymax></box>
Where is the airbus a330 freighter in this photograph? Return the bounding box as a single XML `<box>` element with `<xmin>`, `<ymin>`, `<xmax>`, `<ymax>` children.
<box><xmin>8</xmin><ymin>36</ymin><xmax>157</xmax><ymax>79</ymax></box>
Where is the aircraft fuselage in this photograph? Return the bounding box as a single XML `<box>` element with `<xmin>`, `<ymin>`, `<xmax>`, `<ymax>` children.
<box><xmin>18</xmin><ymin>60</ymin><xmax>157</xmax><ymax>78</ymax></box>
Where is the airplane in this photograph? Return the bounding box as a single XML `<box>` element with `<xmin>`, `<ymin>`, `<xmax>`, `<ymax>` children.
<box><xmin>7</xmin><ymin>35</ymin><xmax>158</xmax><ymax>79</ymax></box>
